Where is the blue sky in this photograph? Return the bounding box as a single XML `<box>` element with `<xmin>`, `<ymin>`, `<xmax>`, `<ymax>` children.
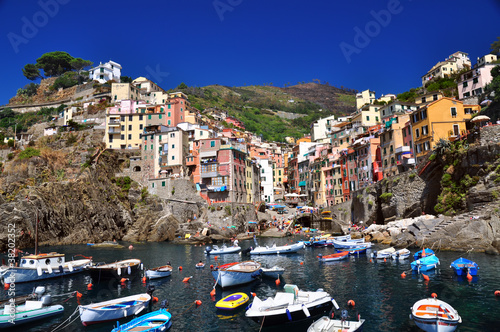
<box><xmin>1</xmin><ymin>0</ymin><xmax>499</xmax><ymax>105</ymax></box>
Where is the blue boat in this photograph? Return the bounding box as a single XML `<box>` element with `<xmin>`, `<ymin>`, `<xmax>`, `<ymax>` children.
<box><xmin>111</xmin><ymin>309</ymin><xmax>172</xmax><ymax>332</ymax></box>
<box><xmin>413</xmin><ymin>248</ymin><xmax>435</xmax><ymax>260</ymax></box>
<box><xmin>450</xmin><ymin>258</ymin><xmax>479</xmax><ymax>276</ymax></box>
<box><xmin>411</xmin><ymin>255</ymin><xmax>440</xmax><ymax>272</ymax></box>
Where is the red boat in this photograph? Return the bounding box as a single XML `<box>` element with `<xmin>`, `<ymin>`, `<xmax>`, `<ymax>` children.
<box><xmin>317</xmin><ymin>251</ymin><xmax>349</xmax><ymax>262</ymax></box>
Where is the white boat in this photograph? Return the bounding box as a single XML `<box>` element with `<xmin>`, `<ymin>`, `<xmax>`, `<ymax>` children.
<box><xmin>410</xmin><ymin>296</ymin><xmax>461</xmax><ymax>332</ymax></box>
<box><xmin>0</xmin><ymin>286</ymin><xmax>64</xmax><ymax>328</ymax></box>
<box><xmin>0</xmin><ymin>252</ymin><xmax>92</xmax><ymax>283</ymax></box>
<box><xmin>372</xmin><ymin>247</ymin><xmax>396</xmax><ymax>259</ymax></box>
<box><xmin>205</xmin><ymin>244</ymin><xmax>241</xmax><ymax>255</ymax></box>
<box><xmin>308</xmin><ymin>314</ymin><xmax>365</xmax><ymax>332</ymax></box>
<box><xmin>145</xmin><ymin>265</ymin><xmax>172</xmax><ymax>279</ymax></box>
<box><xmin>250</xmin><ymin>242</ymin><xmax>305</xmax><ymax>255</ymax></box>
<box><xmin>391</xmin><ymin>248</ymin><xmax>411</xmax><ymax>260</ymax></box>
<box><xmin>211</xmin><ymin>261</ymin><xmax>262</xmax><ymax>288</ymax></box>
<box><xmin>89</xmin><ymin>259</ymin><xmax>142</xmax><ymax>282</ymax></box>
<box><xmin>332</xmin><ymin>239</ymin><xmax>372</xmax><ymax>249</ymax></box>
<box><xmin>245</xmin><ymin>284</ymin><xmax>336</xmax><ymax>326</ymax></box>
<box><xmin>79</xmin><ymin>293</ymin><xmax>151</xmax><ymax>326</ymax></box>
<box><xmin>261</xmin><ymin>266</ymin><xmax>285</xmax><ymax>279</ymax></box>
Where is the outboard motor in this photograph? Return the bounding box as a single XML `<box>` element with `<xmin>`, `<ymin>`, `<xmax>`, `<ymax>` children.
<box><xmin>146</xmin><ymin>285</ymin><xmax>156</xmax><ymax>297</ymax></box>
<box><xmin>34</xmin><ymin>286</ymin><xmax>46</xmax><ymax>300</ymax></box>
<box><xmin>371</xmin><ymin>251</ymin><xmax>377</xmax><ymax>258</ymax></box>
<box><xmin>41</xmin><ymin>295</ymin><xmax>52</xmax><ymax>306</ymax></box>
<box><xmin>205</xmin><ymin>246</ymin><xmax>212</xmax><ymax>254</ymax></box>
<box><xmin>242</xmin><ymin>247</ymin><xmax>252</xmax><ymax>255</ymax></box>
<box><xmin>341</xmin><ymin>309</ymin><xmax>348</xmax><ymax>322</ymax></box>
<box><xmin>160</xmin><ymin>299</ymin><xmax>169</xmax><ymax>309</ymax></box>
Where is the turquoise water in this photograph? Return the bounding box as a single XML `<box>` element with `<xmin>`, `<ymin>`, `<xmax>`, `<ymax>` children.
<box><xmin>2</xmin><ymin>237</ymin><xmax>500</xmax><ymax>331</ymax></box>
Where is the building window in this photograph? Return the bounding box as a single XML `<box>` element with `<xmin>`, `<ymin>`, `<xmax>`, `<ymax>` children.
<box><xmin>415</xmin><ymin>128</ymin><xmax>420</xmax><ymax>138</ymax></box>
<box><xmin>120</xmin><ymin>134</ymin><xmax>125</xmax><ymax>140</ymax></box>
<box><xmin>168</xmin><ymin>120</ymin><xmax>171</xmax><ymax>125</ymax></box>
<box><xmin>121</xmin><ymin>125</ymin><xmax>125</xmax><ymax>131</ymax></box>
<box><xmin>139</xmin><ymin>115</ymin><xmax>143</xmax><ymax>120</ymax></box>
<box><xmin>162</xmin><ymin>181</ymin><xmax>165</xmax><ymax>187</ymax></box>
<box><xmin>473</xmin><ymin>77</ymin><xmax>478</xmax><ymax>84</ymax></box>
<box><xmin>172</xmin><ymin>156</ymin><xmax>175</xmax><ymax>160</ymax></box>
<box><xmin>433</xmin><ymin>94</ymin><xmax>438</xmax><ymax>101</ymax></box>
<box><xmin>140</xmin><ymin>124</ymin><xmax>143</xmax><ymax>130</ymax></box>
<box><xmin>366</xmin><ymin>116</ymin><xmax>370</xmax><ymax>121</ymax></box>
<box><xmin>168</xmin><ymin>112</ymin><xmax>171</xmax><ymax>117</ymax></box>
<box><xmin>463</xmin><ymin>82</ymin><xmax>468</xmax><ymax>88</ymax></box>
<box><xmin>129</xmin><ymin>115</ymin><xmax>132</xmax><ymax>121</ymax></box>
<box><xmin>128</xmin><ymin>125</ymin><xmax>132</xmax><ymax>130</ymax></box>
<box><xmin>210</xmin><ymin>141</ymin><xmax>215</xmax><ymax>147</ymax></box>
<box><xmin>451</xmin><ymin>107</ymin><xmax>457</xmax><ymax>118</ymax></box>
<box><xmin>172</xmin><ymin>144</ymin><xmax>175</xmax><ymax>149</ymax></box>
<box><xmin>168</xmin><ymin>104</ymin><xmax>171</xmax><ymax>109</ymax></box>
<box><xmin>128</xmin><ymin>134</ymin><xmax>131</xmax><ymax>139</ymax></box>
<box><xmin>422</xmin><ymin>125</ymin><xmax>428</xmax><ymax>135</ymax></box>
<box><xmin>421</xmin><ymin>97</ymin><xmax>426</xmax><ymax>103</ymax></box>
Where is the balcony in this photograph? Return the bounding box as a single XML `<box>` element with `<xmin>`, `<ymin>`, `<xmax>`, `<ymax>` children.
<box><xmin>201</xmin><ymin>171</ymin><xmax>218</xmax><ymax>178</ymax></box>
<box><xmin>108</xmin><ymin>120</ymin><xmax>121</xmax><ymax>126</ymax></box>
<box><xmin>108</xmin><ymin>128</ymin><xmax>121</xmax><ymax>134</ymax></box>
<box><xmin>395</xmin><ymin>146</ymin><xmax>411</xmax><ymax>154</ymax></box>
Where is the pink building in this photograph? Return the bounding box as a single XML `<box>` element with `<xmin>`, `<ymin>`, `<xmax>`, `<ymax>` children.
<box><xmin>457</xmin><ymin>55</ymin><xmax>497</xmax><ymax>100</ymax></box>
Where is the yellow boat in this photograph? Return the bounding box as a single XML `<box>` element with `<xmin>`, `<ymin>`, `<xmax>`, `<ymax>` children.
<box><xmin>215</xmin><ymin>293</ymin><xmax>249</xmax><ymax>311</ymax></box>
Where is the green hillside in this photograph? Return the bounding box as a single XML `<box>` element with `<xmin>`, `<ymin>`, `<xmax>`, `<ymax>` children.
<box><xmin>179</xmin><ymin>83</ymin><xmax>356</xmax><ymax>142</ymax></box>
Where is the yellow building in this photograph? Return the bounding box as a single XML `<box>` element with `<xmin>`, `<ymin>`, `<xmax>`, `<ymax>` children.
<box><xmin>411</xmin><ymin>98</ymin><xmax>479</xmax><ymax>162</ymax></box>
<box><xmin>351</xmin><ymin>104</ymin><xmax>381</xmax><ymax>127</ymax></box>
<box><xmin>379</xmin><ymin>114</ymin><xmax>410</xmax><ymax>177</ymax></box>
<box><xmin>356</xmin><ymin>89</ymin><xmax>376</xmax><ymax>109</ymax></box>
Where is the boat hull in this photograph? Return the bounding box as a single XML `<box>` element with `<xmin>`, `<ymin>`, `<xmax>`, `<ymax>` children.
<box><xmin>145</xmin><ymin>270</ymin><xmax>171</xmax><ymax>279</ymax></box>
<box><xmin>1</xmin><ymin>263</ymin><xmax>90</xmax><ymax>284</ymax></box>
<box><xmin>248</xmin><ymin>300</ymin><xmax>333</xmax><ymax>327</ymax></box>
<box><xmin>250</xmin><ymin>243</ymin><xmax>304</xmax><ymax>255</ymax></box>
<box><xmin>412</xmin><ymin>315</ymin><xmax>460</xmax><ymax>332</ymax></box>
<box><xmin>110</xmin><ymin>309</ymin><xmax>172</xmax><ymax>332</ymax></box>
<box><xmin>262</xmin><ymin>268</ymin><xmax>285</xmax><ymax>279</ymax></box>
<box><xmin>205</xmin><ymin>246</ymin><xmax>241</xmax><ymax>255</ymax></box>
<box><xmin>79</xmin><ymin>294</ymin><xmax>151</xmax><ymax>326</ymax></box>
<box><xmin>211</xmin><ymin>270</ymin><xmax>261</xmax><ymax>288</ymax></box>
<box><xmin>0</xmin><ymin>304</ymin><xmax>64</xmax><ymax>328</ymax></box>
<box><xmin>90</xmin><ymin>260</ymin><xmax>142</xmax><ymax>282</ymax></box>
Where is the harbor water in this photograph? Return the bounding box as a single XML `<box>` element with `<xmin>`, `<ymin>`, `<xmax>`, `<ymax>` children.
<box><xmin>2</xmin><ymin>237</ymin><xmax>500</xmax><ymax>331</ymax></box>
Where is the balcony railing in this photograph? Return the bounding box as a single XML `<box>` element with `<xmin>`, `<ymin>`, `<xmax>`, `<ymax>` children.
<box><xmin>108</xmin><ymin>128</ymin><xmax>121</xmax><ymax>134</ymax></box>
<box><xmin>108</xmin><ymin>120</ymin><xmax>121</xmax><ymax>126</ymax></box>
<box><xmin>395</xmin><ymin>146</ymin><xmax>411</xmax><ymax>154</ymax></box>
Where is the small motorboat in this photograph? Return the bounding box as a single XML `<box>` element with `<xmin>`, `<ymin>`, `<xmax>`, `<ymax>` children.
<box><xmin>332</xmin><ymin>239</ymin><xmax>372</xmax><ymax>249</ymax></box>
<box><xmin>411</xmin><ymin>255</ymin><xmax>440</xmax><ymax>272</ymax></box>
<box><xmin>308</xmin><ymin>312</ymin><xmax>365</xmax><ymax>332</ymax></box>
<box><xmin>215</xmin><ymin>293</ymin><xmax>249</xmax><ymax>311</ymax></box>
<box><xmin>372</xmin><ymin>247</ymin><xmax>396</xmax><ymax>259</ymax></box>
<box><xmin>250</xmin><ymin>242</ymin><xmax>305</xmax><ymax>255</ymax></box>
<box><xmin>196</xmin><ymin>261</ymin><xmax>205</xmax><ymax>269</ymax></box>
<box><xmin>205</xmin><ymin>244</ymin><xmax>241</xmax><ymax>255</ymax></box>
<box><xmin>211</xmin><ymin>261</ymin><xmax>262</xmax><ymax>288</ymax></box>
<box><xmin>87</xmin><ymin>241</ymin><xmax>124</xmax><ymax>249</ymax></box>
<box><xmin>414</xmin><ymin>248</ymin><xmax>435</xmax><ymax>260</ymax></box>
<box><xmin>0</xmin><ymin>286</ymin><xmax>64</xmax><ymax>328</ymax></box>
<box><xmin>410</xmin><ymin>295</ymin><xmax>461</xmax><ymax>332</ymax></box>
<box><xmin>0</xmin><ymin>252</ymin><xmax>92</xmax><ymax>284</ymax></box>
<box><xmin>111</xmin><ymin>308</ymin><xmax>172</xmax><ymax>332</ymax></box>
<box><xmin>391</xmin><ymin>248</ymin><xmax>411</xmax><ymax>260</ymax></box>
<box><xmin>79</xmin><ymin>292</ymin><xmax>152</xmax><ymax>326</ymax></box>
<box><xmin>245</xmin><ymin>284</ymin><xmax>336</xmax><ymax>326</ymax></box>
<box><xmin>450</xmin><ymin>257</ymin><xmax>479</xmax><ymax>276</ymax></box>
<box><xmin>262</xmin><ymin>266</ymin><xmax>285</xmax><ymax>279</ymax></box>
<box><xmin>336</xmin><ymin>247</ymin><xmax>367</xmax><ymax>256</ymax></box>
<box><xmin>145</xmin><ymin>265</ymin><xmax>172</xmax><ymax>279</ymax></box>
<box><xmin>317</xmin><ymin>252</ymin><xmax>349</xmax><ymax>262</ymax></box>
<box><xmin>89</xmin><ymin>259</ymin><xmax>142</xmax><ymax>282</ymax></box>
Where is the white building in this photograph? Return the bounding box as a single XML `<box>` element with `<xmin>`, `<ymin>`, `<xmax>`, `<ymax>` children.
<box><xmin>311</xmin><ymin>115</ymin><xmax>337</xmax><ymax>143</ymax></box>
<box><xmin>89</xmin><ymin>60</ymin><xmax>122</xmax><ymax>83</ymax></box>
<box><xmin>256</xmin><ymin>159</ymin><xmax>274</xmax><ymax>203</ymax></box>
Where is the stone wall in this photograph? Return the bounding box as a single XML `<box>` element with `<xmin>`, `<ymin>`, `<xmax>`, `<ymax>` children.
<box><xmin>480</xmin><ymin>124</ymin><xmax>500</xmax><ymax>145</ymax></box>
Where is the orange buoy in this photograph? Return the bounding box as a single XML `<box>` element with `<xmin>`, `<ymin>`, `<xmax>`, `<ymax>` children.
<box><xmin>431</xmin><ymin>293</ymin><xmax>437</xmax><ymax>298</ymax></box>
<box><xmin>142</xmin><ymin>276</ymin><xmax>147</xmax><ymax>283</ymax></box>
<box><xmin>495</xmin><ymin>290</ymin><xmax>500</xmax><ymax>297</ymax></box>
<box><xmin>422</xmin><ymin>273</ymin><xmax>430</xmax><ymax>281</ymax></box>
<box><xmin>183</xmin><ymin>276</ymin><xmax>192</xmax><ymax>283</ymax></box>
<box><xmin>251</xmin><ymin>292</ymin><xmax>257</xmax><ymax>297</ymax></box>
<box><xmin>87</xmin><ymin>283</ymin><xmax>93</xmax><ymax>290</ymax></box>
<box><xmin>369</xmin><ymin>259</ymin><xmax>372</xmax><ymax>263</ymax></box>
<box><xmin>195</xmin><ymin>300</ymin><xmax>202</xmax><ymax>306</ymax></box>
<box><xmin>76</xmin><ymin>291</ymin><xmax>83</xmax><ymax>298</ymax></box>
<box><xmin>210</xmin><ymin>265</ymin><xmax>214</xmax><ymax>269</ymax></box>
<box><xmin>467</xmin><ymin>272</ymin><xmax>473</xmax><ymax>281</ymax></box>
<box><xmin>275</xmin><ymin>278</ymin><xmax>281</xmax><ymax>286</ymax></box>
<box><xmin>178</xmin><ymin>266</ymin><xmax>183</xmax><ymax>271</ymax></box>
<box><xmin>401</xmin><ymin>272</ymin><xmax>406</xmax><ymax>278</ymax></box>
<box><xmin>210</xmin><ymin>289</ymin><xmax>216</xmax><ymax>297</ymax></box>
<box><xmin>347</xmin><ymin>300</ymin><xmax>355</xmax><ymax>307</ymax></box>
<box><xmin>384</xmin><ymin>258</ymin><xmax>387</xmax><ymax>262</ymax></box>
<box><xmin>300</xmin><ymin>262</ymin><xmax>304</xmax><ymax>265</ymax></box>
<box><xmin>3</xmin><ymin>283</ymin><xmax>9</xmax><ymax>290</ymax></box>
<box><xmin>214</xmin><ymin>256</ymin><xmax>218</xmax><ymax>261</ymax></box>
<box><xmin>129</xmin><ymin>245</ymin><xmax>134</xmax><ymax>250</ymax></box>
<box><xmin>120</xmin><ymin>278</ymin><xmax>127</xmax><ymax>283</ymax></box>
<box><xmin>152</xmin><ymin>296</ymin><xmax>159</xmax><ymax>303</ymax></box>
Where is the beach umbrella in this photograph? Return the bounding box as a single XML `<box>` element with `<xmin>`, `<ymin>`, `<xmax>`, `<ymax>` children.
<box><xmin>471</xmin><ymin>115</ymin><xmax>490</xmax><ymax>122</ymax></box>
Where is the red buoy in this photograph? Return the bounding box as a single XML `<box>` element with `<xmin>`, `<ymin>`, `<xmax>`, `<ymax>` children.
<box><xmin>431</xmin><ymin>293</ymin><xmax>437</xmax><ymax>298</ymax></box>
<box><xmin>347</xmin><ymin>300</ymin><xmax>355</xmax><ymax>307</ymax></box>
<box><xmin>275</xmin><ymin>278</ymin><xmax>281</xmax><ymax>286</ymax></box>
<box><xmin>422</xmin><ymin>274</ymin><xmax>430</xmax><ymax>281</ymax></box>
<box><xmin>142</xmin><ymin>277</ymin><xmax>147</xmax><ymax>283</ymax></box>
<box><xmin>87</xmin><ymin>283</ymin><xmax>93</xmax><ymax>290</ymax></box>
<box><xmin>152</xmin><ymin>296</ymin><xmax>159</xmax><ymax>303</ymax></box>
<box><xmin>195</xmin><ymin>300</ymin><xmax>202</xmax><ymax>306</ymax></box>
<box><xmin>210</xmin><ymin>265</ymin><xmax>214</xmax><ymax>269</ymax></box>
<box><xmin>214</xmin><ymin>256</ymin><xmax>218</xmax><ymax>261</ymax></box>
<box><xmin>120</xmin><ymin>278</ymin><xmax>127</xmax><ymax>283</ymax></box>
<box><xmin>76</xmin><ymin>291</ymin><xmax>83</xmax><ymax>298</ymax></box>
<box><xmin>300</xmin><ymin>262</ymin><xmax>304</xmax><ymax>265</ymax></box>
<box><xmin>183</xmin><ymin>277</ymin><xmax>192</xmax><ymax>283</ymax></box>
<box><xmin>3</xmin><ymin>283</ymin><xmax>9</xmax><ymax>290</ymax></box>
<box><xmin>401</xmin><ymin>272</ymin><xmax>406</xmax><ymax>278</ymax></box>
<box><xmin>178</xmin><ymin>266</ymin><xmax>183</xmax><ymax>271</ymax></box>
<box><xmin>494</xmin><ymin>290</ymin><xmax>500</xmax><ymax>297</ymax></box>
<box><xmin>251</xmin><ymin>292</ymin><xmax>256</xmax><ymax>297</ymax></box>
<box><xmin>210</xmin><ymin>289</ymin><xmax>216</xmax><ymax>297</ymax></box>
<box><xmin>467</xmin><ymin>272</ymin><xmax>473</xmax><ymax>281</ymax></box>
